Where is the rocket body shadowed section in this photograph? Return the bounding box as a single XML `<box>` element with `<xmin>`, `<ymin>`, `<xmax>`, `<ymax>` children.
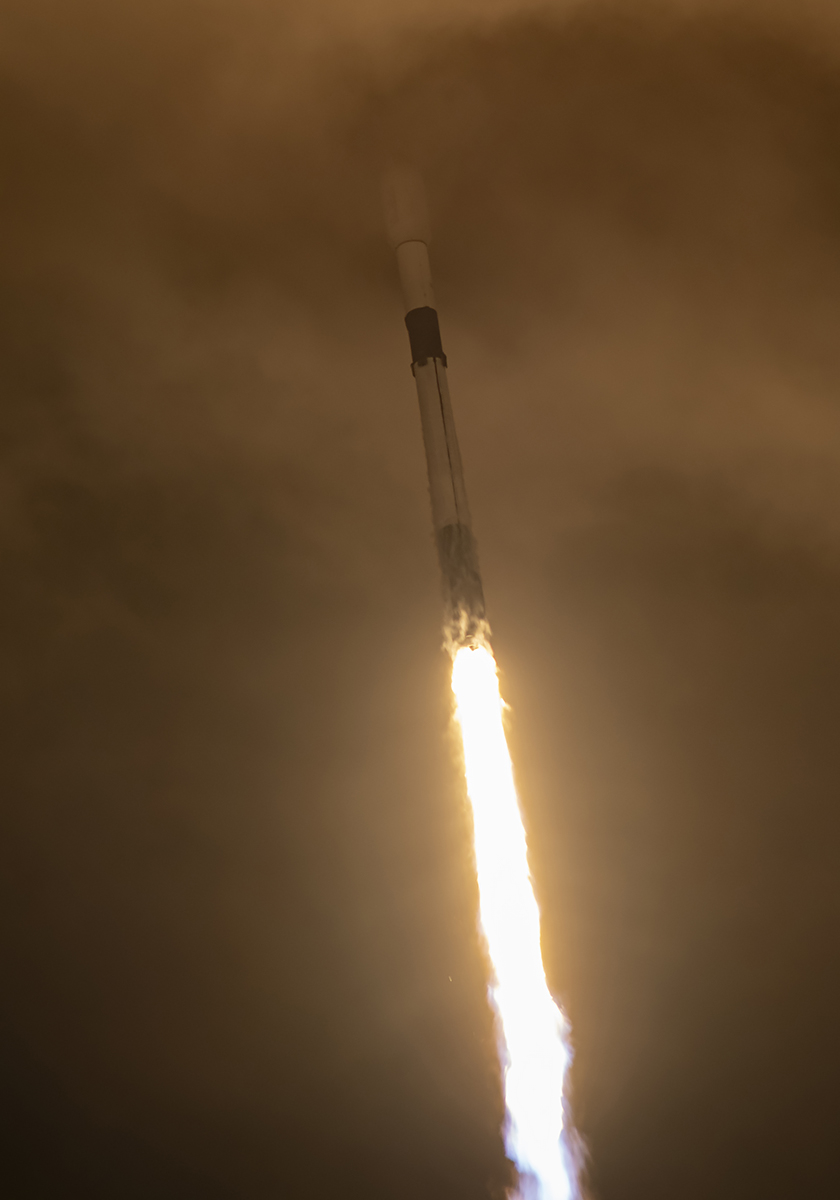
<box><xmin>383</xmin><ymin>168</ymin><xmax>488</xmax><ymax>652</ymax></box>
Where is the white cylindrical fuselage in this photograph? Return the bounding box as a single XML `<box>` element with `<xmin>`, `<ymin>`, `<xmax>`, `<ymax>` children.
<box><xmin>384</xmin><ymin>168</ymin><xmax>486</xmax><ymax>648</ymax></box>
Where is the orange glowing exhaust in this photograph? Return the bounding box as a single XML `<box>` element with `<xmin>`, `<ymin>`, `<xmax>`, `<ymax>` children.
<box><xmin>452</xmin><ymin>644</ymin><xmax>578</xmax><ymax>1200</ymax></box>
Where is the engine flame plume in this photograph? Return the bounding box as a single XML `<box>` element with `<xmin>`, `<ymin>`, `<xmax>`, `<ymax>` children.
<box><xmin>451</xmin><ymin>643</ymin><xmax>579</xmax><ymax>1200</ymax></box>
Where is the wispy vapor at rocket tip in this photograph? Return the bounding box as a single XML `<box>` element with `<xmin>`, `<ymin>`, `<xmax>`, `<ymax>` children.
<box><xmin>382</xmin><ymin>164</ymin><xmax>432</xmax><ymax>250</ymax></box>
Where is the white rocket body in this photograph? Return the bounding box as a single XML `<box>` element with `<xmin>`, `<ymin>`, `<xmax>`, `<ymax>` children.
<box><xmin>383</xmin><ymin>168</ymin><xmax>486</xmax><ymax>649</ymax></box>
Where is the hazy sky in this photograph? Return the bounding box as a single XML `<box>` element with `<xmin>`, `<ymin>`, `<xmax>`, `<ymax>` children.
<box><xmin>0</xmin><ymin>3</ymin><xmax>838</xmax><ymax>1199</ymax></box>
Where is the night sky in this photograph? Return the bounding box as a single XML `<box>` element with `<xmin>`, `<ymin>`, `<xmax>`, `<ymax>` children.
<box><xmin>1</xmin><ymin>2</ymin><xmax>839</xmax><ymax>1198</ymax></box>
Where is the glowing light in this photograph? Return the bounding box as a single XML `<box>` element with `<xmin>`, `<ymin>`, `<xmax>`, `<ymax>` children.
<box><xmin>451</xmin><ymin>643</ymin><xmax>578</xmax><ymax>1200</ymax></box>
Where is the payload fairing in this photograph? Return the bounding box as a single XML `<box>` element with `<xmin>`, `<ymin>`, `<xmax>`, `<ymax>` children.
<box><xmin>383</xmin><ymin>169</ymin><xmax>488</xmax><ymax>652</ymax></box>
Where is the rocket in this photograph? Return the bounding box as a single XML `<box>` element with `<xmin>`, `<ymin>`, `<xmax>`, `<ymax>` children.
<box><xmin>383</xmin><ymin>168</ymin><xmax>488</xmax><ymax>652</ymax></box>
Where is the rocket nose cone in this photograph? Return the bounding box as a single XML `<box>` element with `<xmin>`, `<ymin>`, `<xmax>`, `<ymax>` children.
<box><xmin>382</xmin><ymin>164</ymin><xmax>431</xmax><ymax>249</ymax></box>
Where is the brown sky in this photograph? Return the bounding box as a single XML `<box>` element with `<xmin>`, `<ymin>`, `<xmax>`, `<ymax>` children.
<box><xmin>0</xmin><ymin>3</ymin><xmax>838</xmax><ymax>1199</ymax></box>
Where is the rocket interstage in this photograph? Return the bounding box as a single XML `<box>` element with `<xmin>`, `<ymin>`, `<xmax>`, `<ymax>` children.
<box><xmin>383</xmin><ymin>168</ymin><xmax>487</xmax><ymax>652</ymax></box>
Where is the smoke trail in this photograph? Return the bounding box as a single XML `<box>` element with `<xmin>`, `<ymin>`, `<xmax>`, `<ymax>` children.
<box><xmin>451</xmin><ymin>642</ymin><xmax>580</xmax><ymax>1200</ymax></box>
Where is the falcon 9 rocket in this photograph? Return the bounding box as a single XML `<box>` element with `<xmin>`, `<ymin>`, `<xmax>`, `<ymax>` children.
<box><xmin>383</xmin><ymin>168</ymin><xmax>488</xmax><ymax>652</ymax></box>
<box><xmin>383</xmin><ymin>171</ymin><xmax>580</xmax><ymax>1200</ymax></box>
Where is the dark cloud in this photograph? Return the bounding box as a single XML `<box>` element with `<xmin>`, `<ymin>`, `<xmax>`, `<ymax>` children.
<box><xmin>0</xmin><ymin>3</ymin><xmax>838</xmax><ymax>1198</ymax></box>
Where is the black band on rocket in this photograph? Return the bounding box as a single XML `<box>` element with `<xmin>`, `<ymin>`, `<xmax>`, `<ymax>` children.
<box><xmin>405</xmin><ymin>306</ymin><xmax>447</xmax><ymax>367</ymax></box>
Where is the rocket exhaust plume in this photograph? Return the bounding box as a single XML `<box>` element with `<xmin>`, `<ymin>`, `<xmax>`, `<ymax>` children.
<box><xmin>383</xmin><ymin>168</ymin><xmax>580</xmax><ymax>1200</ymax></box>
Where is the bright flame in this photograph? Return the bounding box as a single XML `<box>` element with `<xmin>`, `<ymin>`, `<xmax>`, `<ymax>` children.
<box><xmin>451</xmin><ymin>644</ymin><xmax>578</xmax><ymax>1200</ymax></box>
